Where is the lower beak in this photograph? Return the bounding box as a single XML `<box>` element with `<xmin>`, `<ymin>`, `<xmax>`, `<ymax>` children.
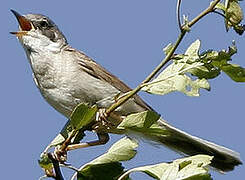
<box><xmin>10</xmin><ymin>31</ymin><xmax>28</xmax><ymax>37</ymax></box>
<box><xmin>10</xmin><ymin>9</ymin><xmax>34</xmax><ymax>36</ymax></box>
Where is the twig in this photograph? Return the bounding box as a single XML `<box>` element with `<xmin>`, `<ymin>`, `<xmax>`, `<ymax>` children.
<box><xmin>176</xmin><ymin>0</ymin><xmax>182</xmax><ymax>31</ymax></box>
<box><xmin>47</xmin><ymin>153</ymin><xmax>65</xmax><ymax>180</ymax></box>
<box><xmin>60</xmin><ymin>164</ymin><xmax>79</xmax><ymax>172</ymax></box>
<box><xmin>70</xmin><ymin>173</ymin><xmax>77</xmax><ymax>180</ymax></box>
<box><xmin>187</xmin><ymin>0</ymin><xmax>220</xmax><ymax>28</ymax></box>
<box><xmin>212</xmin><ymin>10</ymin><xmax>226</xmax><ymax>19</ymax></box>
<box><xmin>59</xmin><ymin>130</ymin><xmax>77</xmax><ymax>152</ymax></box>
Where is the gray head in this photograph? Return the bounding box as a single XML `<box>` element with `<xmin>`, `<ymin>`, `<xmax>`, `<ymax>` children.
<box><xmin>11</xmin><ymin>10</ymin><xmax>67</xmax><ymax>52</ymax></box>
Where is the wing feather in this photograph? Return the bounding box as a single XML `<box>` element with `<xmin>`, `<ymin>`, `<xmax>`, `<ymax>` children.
<box><xmin>64</xmin><ymin>46</ymin><xmax>153</xmax><ymax>111</ymax></box>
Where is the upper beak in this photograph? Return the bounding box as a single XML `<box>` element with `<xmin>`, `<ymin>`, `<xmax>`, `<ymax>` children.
<box><xmin>10</xmin><ymin>9</ymin><xmax>34</xmax><ymax>36</ymax></box>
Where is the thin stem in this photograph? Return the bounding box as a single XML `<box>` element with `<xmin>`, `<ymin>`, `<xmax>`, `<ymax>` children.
<box><xmin>212</xmin><ymin>10</ymin><xmax>226</xmax><ymax>19</ymax></box>
<box><xmin>212</xmin><ymin>10</ymin><xmax>237</xmax><ymax>27</ymax></box>
<box><xmin>177</xmin><ymin>0</ymin><xmax>182</xmax><ymax>31</ymax></box>
<box><xmin>39</xmin><ymin>175</ymin><xmax>48</xmax><ymax>180</ymax></box>
<box><xmin>60</xmin><ymin>164</ymin><xmax>79</xmax><ymax>172</ymax></box>
<box><xmin>70</xmin><ymin>173</ymin><xmax>77</xmax><ymax>180</ymax></box>
<box><xmin>106</xmin><ymin>0</ymin><xmax>221</xmax><ymax>115</ymax></box>
<box><xmin>60</xmin><ymin>130</ymin><xmax>77</xmax><ymax>152</ymax></box>
<box><xmin>187</xmin><ymin>0</ymin><xmax>220</xmax><ymax>28</ymax></box>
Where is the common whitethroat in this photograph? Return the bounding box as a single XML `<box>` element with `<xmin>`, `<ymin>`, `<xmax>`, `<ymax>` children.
<box><xmin>10</xmin><ymin>10</ymin><xmax>242</xmax><ymax>172</ymax></box>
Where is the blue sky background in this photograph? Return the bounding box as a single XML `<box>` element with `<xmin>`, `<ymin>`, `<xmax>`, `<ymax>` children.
<box><xmin>1</xmin><ymin>0</ymin><xmax>244</xmax><ymax>179</ymax></box>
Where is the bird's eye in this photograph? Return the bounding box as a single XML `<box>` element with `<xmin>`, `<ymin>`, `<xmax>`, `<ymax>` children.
<box><xmin>40</xmin><ymin>20</ymin><xmax>49</xmax><ymax>28</ymax></box>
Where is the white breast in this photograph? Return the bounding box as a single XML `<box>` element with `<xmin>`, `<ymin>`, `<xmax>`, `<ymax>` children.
<box><xmin>26</xmin><ymin>48</ymin><xmax>121</xmax><ymax>118</ymax></box>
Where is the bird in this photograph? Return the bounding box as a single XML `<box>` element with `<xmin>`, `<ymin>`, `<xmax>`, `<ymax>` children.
<box><xmin>10</xmin><ymin>9</ymin><xmax>242</xmax><ymax>172</ymax></box>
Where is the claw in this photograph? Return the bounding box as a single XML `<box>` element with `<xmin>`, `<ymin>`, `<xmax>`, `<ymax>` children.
<box><xmin>96</xmin><ymin>109</ymin><xmax>108</xmax><ymax>121</ymax></box>
<box><xmin>54</xmin><ymin>146</ymin><xmax>67</xmax><ymax>163</ymax></box>
<box><xmin>94</xmin><ymin>108</ymin><xmax>115</xmax><ymax>132</ymax></box>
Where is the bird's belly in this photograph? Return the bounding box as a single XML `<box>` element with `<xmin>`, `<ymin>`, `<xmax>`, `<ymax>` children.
<box><xmin>32</xmin><ymin>69</ymin><xmax>120</xmax><ymax>118</ymax></box>
<box><xmin>39</xmin><ymin>86</ymin><xmax>81</xmax><ymax>118</ymax></box>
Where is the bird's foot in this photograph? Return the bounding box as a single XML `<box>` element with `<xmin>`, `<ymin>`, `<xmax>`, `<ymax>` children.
<box><xmin>54</xmin><ymin>146</ymin><xmax>67</xmax><ymax>163</ymax></box>
<box><xmin>93</xmin><ymin>108</ymin><xmax>114</xmax><ymax>132</ymax></box>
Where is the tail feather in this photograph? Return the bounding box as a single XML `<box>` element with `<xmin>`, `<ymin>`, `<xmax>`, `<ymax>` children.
<box><xmin>151</xmin><ymin>118</ymin><xmax>242</xmax><ymax>172</ymax></box>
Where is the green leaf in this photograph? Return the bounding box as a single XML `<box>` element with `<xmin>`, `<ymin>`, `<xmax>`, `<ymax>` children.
<box><xmin>80</xmin><ymin>137</ymin><xmax>138</xmax><ymax>167</ymax></box>
<box><xmin>215</xmin><ymin>1</ymin><xmax>244</xmax><ymax>35</ymax></box>
<box><xmin>233</xmin><ymin>24</ymin><xmax>245</xmax><ymax>35</ymax></box>
<box><xmin>120</xmin><ymin>163</ymin><xmax>169</xmax><ymax>180</ymax></box>
<box><xmin>225</xmin><ymin>0</ymin><xmax>244</xmax><ymax>32</ymax></box>
<box><xmin>90</xmin><ymin>137</ymin><xmax>138</xmax><ymax>164</ymax></box>
<box><xmin>219</xmin><ymin>63</ymin><xmax>245</xmax><ymax>82</ymax></box>
<box><xmin>78</xmin><ymin>162</ymin><xmax>125</xmax><ymax>180</ymax></box>
<box><xmin>70</xmin><ymin>103</ymin><xmax>98</xmax><ymax>130</ymax></box>
<box><xmin>118</xmin><ymin>155</ymin><xmax>213</xmax><ymax>180</ymax></box>
<box><xmin>185</xmin><ymin>39</ymin><xmax>200</xmax><ymax>60</ymax></box>
<box><xmin>117</xmin><ymin>111</ymin><xmax>160</xmax><ymax>129</ymax></box>
<box><xmin>117</xmin><ymin>111</ymin><xmax>169</xmax><ymax>137</ymax></box>
<box><xmin>215</xmin><ymin>2</ymin><xmax>226</xmax><ymax>12</ymax></box>
<box><xmin>38</xmin><ymin>153</ymin><xmax>53</xmax><ymax>171</ymax></box>
<box><xmin>78</xmin><ymin>137</ymin><xmax>138</xmax><ymax>180</ymax></box>
<box><xmin>200</xmin><ymin>43</ymin><xmax>245</xmax><ymax>82</ymax></box>
<box><xmin>143</xmin><ymin>40</ymin><xmax>244</xmax><ymax>98</ymax></box>
<box><xmin>49</xmin><ymin>133</ymin><xmax>66</xmax><ymax>147</ymax></box>
<box><xmin>183</xmin><ymin>41</ymin><xmax>220</xmax><ymax>79</ymax></box>
<box><xmin>142</xmin><ymin>62</ymin><xmax>210</xmax><ymax>97</ymax></box>
<box><xmin>169</xmin><ymin>155</ymin><xmax>213</xmax><ymax>180</ymax></box>
<box><xmin>142</xmin><ymin>40</ymin><xmax>211</xmax><ymax>97</ymax></box>
<box><xmin>188</xmin><ymin>62</ymin><xmax>221</xmax><ymax>79</ymax></box>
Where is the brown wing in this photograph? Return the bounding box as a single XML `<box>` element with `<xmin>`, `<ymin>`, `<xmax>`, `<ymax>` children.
<box><xmin>64</xmin><ymin>46</ymin><xmax>153</xmax><ymax>111</ymax></box>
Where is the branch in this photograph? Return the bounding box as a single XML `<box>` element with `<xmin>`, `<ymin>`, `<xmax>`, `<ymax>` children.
<box><xmin>47</xmin><ymin>153</ymin><xmax>65</xmax><ymax>180</ymax></box>
<box><xmin>106</xmin><ymin>0</ymin><xmax>221</xmax><ymax>115</ymax></box>
<box><xmin>187</xmin><ymin>0</ymin><xmax>220</xmax><ymax>28</ymax></box>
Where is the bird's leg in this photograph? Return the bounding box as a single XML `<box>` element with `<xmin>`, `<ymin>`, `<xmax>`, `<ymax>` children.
<box><xmin>54</xmin><ymin>133</ymin><xmax>109</xmax><ymax>162</ymax></box>
<box><xmin>54</xmin><ymin>109</ymin><xmax>113</xmax><ymax>163</ymax></box>
<box><xmin>66</xmin><ymin>133</ymin><xmax>109</xmax><ymax>151</ymax></box>
<box><xmin>54</xmin><ymin>132</ymin><xmax>109</xmax><ymax>163</ymax></box>
<box><xmin>66</xmin><ymin>108</ymin><xmax>112</xmax><ymax>150</ymax></box>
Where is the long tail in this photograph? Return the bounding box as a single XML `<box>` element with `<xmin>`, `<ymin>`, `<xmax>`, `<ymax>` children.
<box><xmin>148</xmin><ymin>118</ymin><xmax>242</xmax><ymax>172</ymax></box>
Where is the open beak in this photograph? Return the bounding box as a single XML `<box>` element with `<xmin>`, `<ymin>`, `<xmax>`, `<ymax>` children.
<box><xmin>10</xmin><ymin>9</ymin><xmax>34</xmax><ymax>36</ymax></box>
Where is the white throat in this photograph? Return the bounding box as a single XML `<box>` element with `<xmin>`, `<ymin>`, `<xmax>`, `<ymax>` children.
<box><xmin>19</xmin><ymin>31</ymin><xmax>64</xmax><ymax>54</ymax></box>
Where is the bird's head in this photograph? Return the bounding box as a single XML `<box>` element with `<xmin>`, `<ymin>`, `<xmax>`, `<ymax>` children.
<box><xmin>11</xmin><ymin>10</ymin><xmax>67</xmax><ymax>53</ymax></box>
